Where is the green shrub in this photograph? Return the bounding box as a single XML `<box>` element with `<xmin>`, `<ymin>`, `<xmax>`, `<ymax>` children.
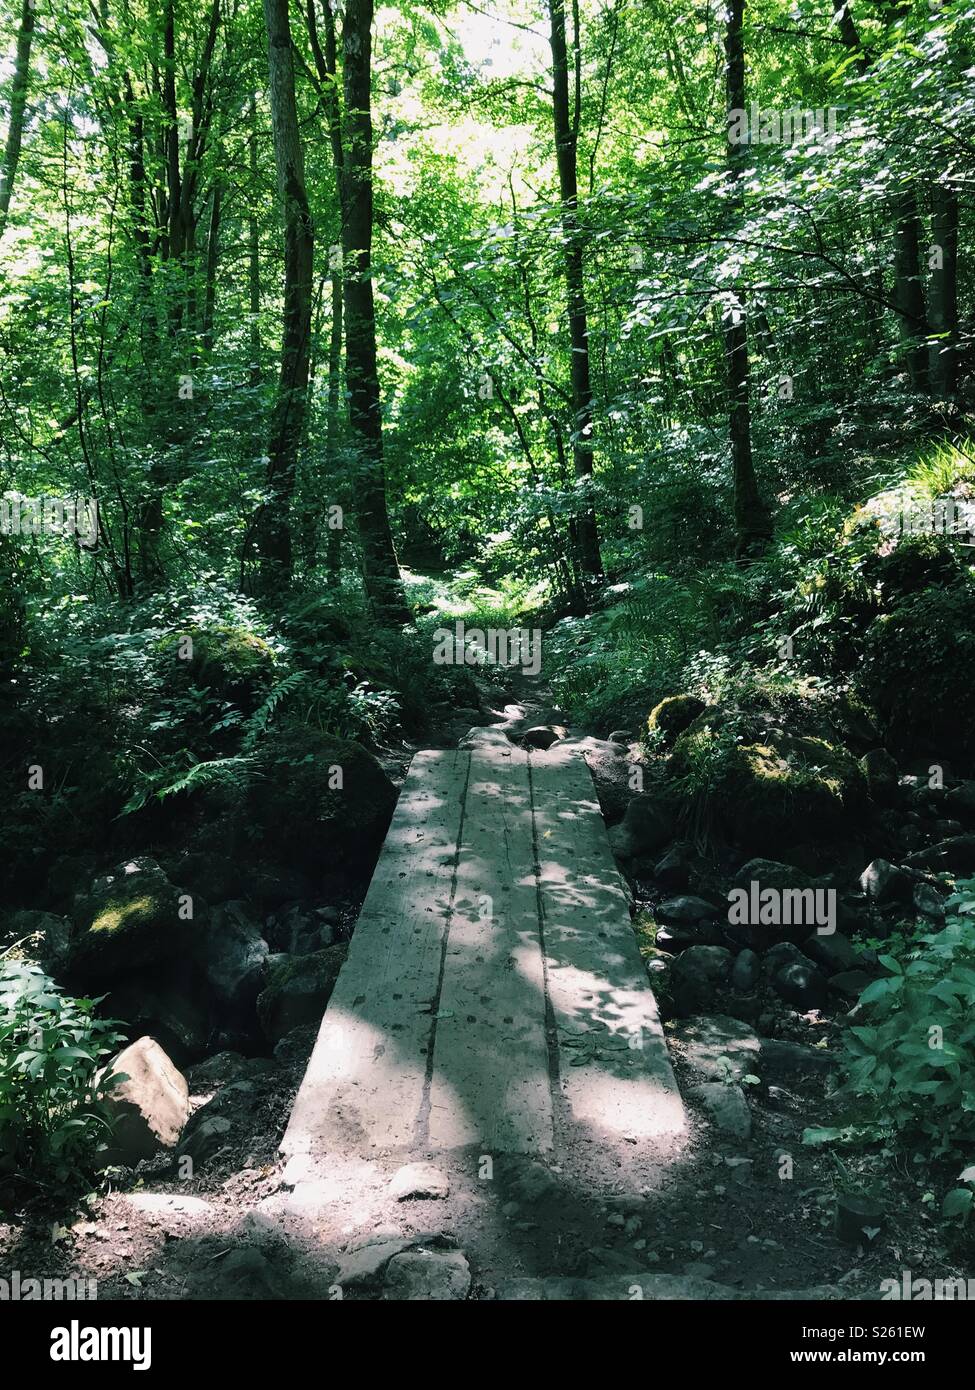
<box><xmin>805</xmin><ymin>882</ymin><xmax>975</xmax><ymax>1185</ymax></box>
<box><xmin>0</xmin><ymin>961</ymin><xmax>126</xmax><ymax>1184</ymax></box>
<box><xmin>863</xmin><ymin>533</ymin><xmax>964</xmax><ymax>605</ymax></box>
<box><xmin>859</xmin><ymin>581</ymin><xmax>975</xmax><ymax>754</ymax></box>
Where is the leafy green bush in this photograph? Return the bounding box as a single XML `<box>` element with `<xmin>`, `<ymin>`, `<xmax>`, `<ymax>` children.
<box><xmin>806</xmin><ymin>882</ymin><xmax>975</xmax><ymax>1190</ymax></box>
<box><xmin>859</xmin><ymin>581</ymin><xmax>975</xmax><ymax>754</ymax></box>
<box><xmin>0</xmin><ymin>961</ymin><xmax>126</xmax><ymax>1184</ymax></box>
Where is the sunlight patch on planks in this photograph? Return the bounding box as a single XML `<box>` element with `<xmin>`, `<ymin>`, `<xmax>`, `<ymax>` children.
<box><xmin>427</xmin><ymin>741</ymin><xmax>553</xmax><ymax>1152</ymax></box>
<box><xmin>532</xmin><ymin>745</ymin><xmax>686</xmax><ymax>1143</ymax></box>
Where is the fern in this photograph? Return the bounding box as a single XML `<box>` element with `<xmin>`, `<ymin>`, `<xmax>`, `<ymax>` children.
<box><xmin>119</xmin><ymin>752</ymin><xmax>253</xmax><ymax>816</ymax></box>
<box><xmin>155</xmin><ymin>755</ymin><xmax>252</xmax><ymax>801</ymax></box>
<box><xmin>241</xmin><ymin>670</ymin><xmax>308</xmax><ymax>752</ymax></box>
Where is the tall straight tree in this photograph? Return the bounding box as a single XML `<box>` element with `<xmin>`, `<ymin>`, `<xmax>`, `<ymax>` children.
<box><xmin>256</xmin><ymin>0</ymin><xmax>315</xmax><ymax>589</ymax></box>
<box><xmin>341</xmin><ymin>0</ymin><xmax>410</xmax><ymax>623</ymax></box>
<box><xmin>0</xmin><ymin>0</ymin><xmax>36</xmax><ymax>239</ymax></box>
<box><xmin>547</xmin><ymin>0</ymin><xmax>602</xmax><ymax>587</ymax></box>
<box><xmin>306</xmin><ymin>0</ymin><xmax>346</xmax><ymax>585</ymax></box>
<box><xmin>723</xmin><ymin>0</ymin><xmax>771</xmax><ymax>556</ymax></box>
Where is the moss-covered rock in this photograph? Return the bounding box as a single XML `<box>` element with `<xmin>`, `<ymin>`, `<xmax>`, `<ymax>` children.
<box><xmin>68</xmin><ymin>857</ymin><xmax>188</xmax><ymax>984</ymax></box>
<box><xmin>648</xmin><ymin>694</ymin><xmax>706</xmax><ymax>745</ymax></box>
<box><xmin>257</xmin><ymin>945</ymin><xmax>347</xmax><ymax>1043</ymax></box>
<box><xmin>158</xmin><ymin>623</ymin><xmax>277</xmax><ymax>710</ymax></box>
<box><xmin>670</xmin><ymin>724</ymin><xmax>866</xmax><ymax>855</ymax></box>
<box><xmin>249</xmin><ymin>726</ymin><xmax>398</xmax><ymax>872</ymax></box>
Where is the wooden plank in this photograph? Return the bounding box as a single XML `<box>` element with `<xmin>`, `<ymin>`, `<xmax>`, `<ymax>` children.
<box><xmin>530</xmin><ymin>746</ymin><xmax>686</xmax><ymax>1142</ymax></box>
<box><xmin>427</xmin><ymin>740</ymin><xmax>553</xmax><ymax>1152</ymax></box>
<box><xmin>281</xmin><ymin>749</ymin><xmax>470</xmax><ymax>1161</ymax></box>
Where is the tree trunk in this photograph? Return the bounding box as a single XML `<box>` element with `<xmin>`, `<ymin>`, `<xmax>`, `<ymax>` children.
<box><xmin>325</xmin><ymin>270</ymin><xmax>343</xmax><ymax>585</ymax></box>
<box><xmin>893</xmin><ymin>190</ymin><xmax>929</xmax><ymax>391</ymax></box>
<box><xmin>202</xmin><ymin>182</ymin><xmax>221</xmax><ymax>354</ymax></box>
<box><xmin>547</xmin><ymin>0</ymin><xmax>602</xmax><ymax>585</ymax></box>
<box><xmin>724</xmin><ymin>0</ymin><xmax>771</xmax><ymax>556</ymax></box>
<box><xmin>255</xmin><ymin>0</ymin><xmax>315</xmax><ymax>591</ymax></box>
<box><xmin>0</xmin><ymin>0</ymin><xmax>35</xmax><ymax>239</ymax></box>
<box><xmin>308</xmin><ymin>0</ymin><xmax>347</xmax><ymax>588</ymax></box>
<box><xmin>341</xmin><ymin>0</ymin><xmax>410</xmax><ymax>623</ymax></box>
<box><xmin>929</xmin><ymin>183</ymin><xmax>959</xmax><ymax>398</ymax></box>
<box><xmin>248</xmin><ymin>96</ymin><xmax>262</xmax><ymax>385</ymax></box>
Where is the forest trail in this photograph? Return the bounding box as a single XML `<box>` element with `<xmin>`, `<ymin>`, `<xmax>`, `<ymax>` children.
<box><xmin>280</xmin><ymin>727</ymin><xmax>684</xmax><ymax>1183</ymax></box>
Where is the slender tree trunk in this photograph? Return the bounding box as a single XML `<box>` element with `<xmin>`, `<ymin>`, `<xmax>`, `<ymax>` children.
<box><xmin>893</xmin><ymin>191</ymin><xmax>929</xmax><ymax>390</ymax></box>
<box><xmin>325</xmin><ymin>271</ymin><xmax>343</xmax><ymax>585</ymax></box>
<box><xmin>341</xmin><ymin>0</ymin><xmax>410</xmax><ymax>623</ymax></box>
<box><xmin>202</xmin><ymin>182</ymin><xmax>221</xmax><ymax>353</ymax></box>
<box><xmin>248</xmin><ymin>96</ymin><xmax>262</xmax><ymax>385</ymax></box>
<box><xmin>929</xmin><ymin>183</ymin><xmax>959</xmax><ymax>398</ymax></box>
<box><xmin>254</xmin><ymin>0</ymin><xmax>315</xmax><ymax>592</ymax></box>
<box><xmin>547</xmin><ymin>0</ymin><xmax>602</xmax><ymax>585</ymax></box>
<box><xmin>724</xmin><ymin>0</ymin><xmax>771</xmax><ymax>556</ymax></box>
<box><xmin>308</xmin><ymin>0</ymin><xmax>347</xmax><ymax>587</ymax></box>
<box><xmin>0</xmin><ymin>0</ymin><xmax>35</xmax><ymax>239</ymax></box>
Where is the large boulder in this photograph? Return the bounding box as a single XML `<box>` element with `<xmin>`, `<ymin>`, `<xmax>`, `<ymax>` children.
<box><xmin>107</xmin><ymin>968</ymin><xmax>211</xmax><ymax>1063</ymax></box>
<box><xmin>157</xmin><ymin>623</ymin><xmax>278</xmax><ymax>712</ymax></box>
<box><xmin>99</xmin><ymin>1036</ymin><xmax>189</xmax><ymax>1167</ymax></box>
<box><xmin>197</xmin><ymin>901</ymin><xmax>269</xmax><ymax>1018</ymax></box>
<box><xmin>732</xmin><ymin>859</ymin><xmax>819</xmax><ymax>894</ymax></box>
<box><xmin>670</xmin><ymin>945</ymin><xmax>733</xmax><ymax>1016</ymax></box>
<box><xmin>250</xmin><ymin>728</ymin><xmax>397</xmax><ymax>873</ymax></box>
<box><xmin>607</xmin><ymin>794</ymin><xmax>678</xmax><ymax>862</ymax></box>
<box><xmin>904</xmin><ymin>835</ymin><xmax>975</xmax><ymax>875</ymax></box>
<box><xmin>257</xmin><ymin>945</ymin><xmax>347</xmax><ymax>1043</ymax></box>
<box><xmin>648</xmin><ymin>695</ymin><xmax>706</xmax><ymax>746</ymax></box>
<box><xmin>670</xmin><ymin>726</ymin><xmax>866</xmax><ymax>856</ymax></box>
<box><xmin>68</xmin><ymin>858</ymin><xmax>188</xmax><ymax>985</ymax></box>
<box><xmin>654</xmin><ymin>843</ymin><xmax>693</xmax><ymax>890</ymax></box>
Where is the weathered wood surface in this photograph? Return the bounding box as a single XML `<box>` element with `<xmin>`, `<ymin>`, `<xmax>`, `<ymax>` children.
<box><xmin>281</xmin><ymin>737</ymin><xmax>684</xmax><ymax>1168</ymax></box>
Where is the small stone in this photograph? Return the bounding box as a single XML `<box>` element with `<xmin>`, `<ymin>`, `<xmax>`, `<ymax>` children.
<box><xmin>731</xmin><ymin>948</ymin><xmax>760</xmax><ymax>992</ymax></box>
<box><xmin>381</xmin><ymin>1251</ymin><xmax>470</xmax><ymax>1301</ymax></box>
<box><xmin>772</xmin><ymin>960</ymin><xmax>829</xmax><ymax>1011</ymax></box>
<box><xmin>689</xmin><ymin>1081</ymin><xmax>752</xmax><ymax>1139</ymax></box>
<box><xmin>389</xmin><ymin>1163</ymin><xmax>450</xmax><ymax>1201</ymax></box>
<box><xmin>859</xmin><ymin>858</ymin><xmax>913</xmax><ymax>905</ymax></box>
<box><xmin>828</xmin><ymin>970</ymin><xmax>871</xmax><ymax>1000</ymax></box>
<box><xmin>522</xmin><ymin>725</ymin><xmax>565</xmax><ymax>750</ymax></box>
<box><xmin>913</xmin><ymin>881</ymin><xmax>946</xmax><ymax>923</ymax></box>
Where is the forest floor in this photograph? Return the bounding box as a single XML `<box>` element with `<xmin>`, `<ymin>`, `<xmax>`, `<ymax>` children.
<box><xmin>0</xmin><ymin>672</ymin><xmax>963</xmax><ymax>1301</ymax></box>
